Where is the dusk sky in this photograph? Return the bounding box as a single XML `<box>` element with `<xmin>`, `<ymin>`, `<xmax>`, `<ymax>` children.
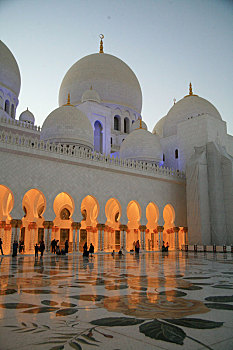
<box><xmin>0</xmin><ymin>0</ymin><xmax>232</xmax><ymax>134</ymax></box>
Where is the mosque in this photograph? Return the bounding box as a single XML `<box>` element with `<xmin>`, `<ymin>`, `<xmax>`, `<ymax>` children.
<box><xmin>0</xmin><ymin>36</ymin><xmax>232</xmax><ymax>255</ymax></box>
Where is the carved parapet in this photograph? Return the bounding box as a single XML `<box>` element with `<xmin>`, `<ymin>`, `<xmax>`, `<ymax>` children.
<box><xmin>71</xmin><ymin>222</ymin><xmax>81</xmax><ymax>229</ymax></box>
<box><xmin>157</xmin><ymin>226</ymin><xmax>164</xmax><ymax>232</ymax></box>
<box><xmin>139</xmin><ymin>225</ymin><xmax>147</xmax><ymax>232</ymax></box>
<box><xmin>43</xmin><ymin>221</ymin><xmax>54</xmax><ymax>229</ymax></box>
<box><xmin>173</xmin><ymin>226</ymin><xmax>180</xmax><ymax>233</ymax></box>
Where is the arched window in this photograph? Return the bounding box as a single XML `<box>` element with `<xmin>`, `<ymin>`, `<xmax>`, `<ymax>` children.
<box><xmin>11</xmin><ymin>104</ymin><xmax>15</xmax><ymax>118</ymax></box>
<box><xmin>94</xmin><ymin>120</ymin><xmax>103</xmax><ymax>153</ymax></box>
<box><xmin>124</xmin><ymin>117</ymin><xmax>130</xmax><ymax>133</ymax></box>
<box><xmin>5</xmin><ymin>100</ymin><xmax>10</xmax><ymax>114</ymax></box>
<box><xmin>163</xmin><ymin>154</ymin><xmax>165</xmax><ymax>162</ymax></box>
<box><xmin>60</xmin><ymin>208</ymin><xmax>70</xmax><ymax>220</ymax></box>
<box><xmin>114</xmin><ymin>115</ymin><xmax>121</xmax><ymax>131</ymax></box>
<box><xmin>110</xmin><ymin>137</ymin><xmax>112</xmax><ymax>146</ymax></box>
<box><xmin>175</xmin><ymin>149</ymin><xmax>179</xmax><ymax>159</ymax></box>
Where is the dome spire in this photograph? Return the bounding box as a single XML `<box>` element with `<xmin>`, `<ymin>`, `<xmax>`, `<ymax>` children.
<box><xmin>63</xmin><ymin>93</ymin><xmax>73</xmax><ymax>106</ymax></box>
<box><xmin>189</xmin><ymin>82</ymin><xmax>193</xmax><ymax>95</ymax></box>
<box><xmin>99</xmin><ymin>34</ymin><xmax>104</xmax><ymax>53</ymax></box>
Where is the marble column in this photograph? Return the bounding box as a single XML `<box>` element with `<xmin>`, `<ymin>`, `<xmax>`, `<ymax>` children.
<box><xmin>72</xmin><ymin>222</ymin><xmax>81</xmax><ymax>252</ymax></box>
<box><xmin>10</xmin><ymin>219</ymin><xmax>22</xmax><ymax>244</ymax></box>
<box><xmin>173</xmin><ymin>226</ymin><xmax>180</xmax><ymax>250</ymax></box>
<box><xmin>43</xmin><ymin>221</ymin><xmax>54</xmax><ymax>252</ymax></box>
<box><xmin>183</xmin><ymin>227</ymin><xmax>188</xmax><ymax>245</ymax></box>
<box><xmin>119</xmin><ymin>224</ymin><xmax>127</xmax><ymax>251</ymax></box>
<box><xmin>139</xmin><ymin>225</ymin><xmax>146</xmax><ymax>250</ymax></box>
<box><xmin>28</xmin><ymin>222</ymin><xmax>37</xmax><ymax>252</ymax></box>
<box><xmin>97</xmin><ymin>224</ymin><xmax>105</xmax><ymax>251</ymax></box>
<box><xmin>157</xmin><ymin>226</ymin><xmax>164</xmax><ymax>251</ymax></box>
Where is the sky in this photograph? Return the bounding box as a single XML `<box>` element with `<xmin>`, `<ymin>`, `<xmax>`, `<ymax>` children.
<box><xmin>0</xmin><ymin>0</ymin><xmax>233</xmax><ymax>134</ymax></box>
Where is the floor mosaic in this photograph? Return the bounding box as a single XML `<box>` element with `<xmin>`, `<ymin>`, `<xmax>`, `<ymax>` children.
<box><xmin>0</xmin><ymin>251</ymin><xmax>233</xmax><ymax>350</ymax></box>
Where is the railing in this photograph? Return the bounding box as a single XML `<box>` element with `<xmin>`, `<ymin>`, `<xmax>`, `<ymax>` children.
<box><xmin>0</xmin><ymin>130</ymin><xmax>185</xmax><ymax>180</ymax></box>
<box><xmin>0</xmin><ymin>116</ymin><xmax>40</xmax><ymax>132</ymax></box>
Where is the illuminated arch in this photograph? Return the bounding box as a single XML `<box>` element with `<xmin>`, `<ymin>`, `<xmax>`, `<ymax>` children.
<box><xmin>0</xmin><ymin>184</ymin><xmax>14</xmax><ymax>222</ymax></box>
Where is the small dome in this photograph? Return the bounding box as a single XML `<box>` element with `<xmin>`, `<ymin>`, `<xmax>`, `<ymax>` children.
<box><xmin>81</xmin><ymin>87</ymin><xmax>101</xmax><ymax>103</ymax></box>
<box><xmin>59</xmin><ymin>53</ymin><xmax>142</xmax><ymax>113</ymax></box>
<box><xmin>152</xmin><ymin>116</ymin><xmax>166</xmax><ymax>137</ymax></box>
<box><xmin>40</xmin><ymin>105</ymin><xmax>93</xmax><ymax>149</ymax></box>
<box><xmin>120</xmin><ymin>129</ymin><xmax>162</xmax><ymax>164</ymax></box>
<box><xmin>131</xmin><ymin>118</ymin><xmax>148</xmax><ymax>131</ymax></box>
<box><xmin>0</xmin><ymin>40</ymin><xmax>21</xmax><ymax>97</ymax></box>
<box><xmin>163</xmin><ymin>94</ymin><xmax>222</xmax><ymax>138</ymax></box>
<box><xmin>19</xmin><ymin>108</ymin><xmax>35</xmax><ymax>124</ymax></box>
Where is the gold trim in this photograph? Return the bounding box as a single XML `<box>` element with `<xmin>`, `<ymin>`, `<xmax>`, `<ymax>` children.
<box><xmin>99</xmin><ymin>34</ymin><xmax>104</xmax><ymax>53</ymax></box>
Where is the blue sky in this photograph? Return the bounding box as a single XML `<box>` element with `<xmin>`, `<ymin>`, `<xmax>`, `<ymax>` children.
<box><xmin>0</xmin><ymin>0</ymin><xmax>232</xmax><ymax>134</ymax></box>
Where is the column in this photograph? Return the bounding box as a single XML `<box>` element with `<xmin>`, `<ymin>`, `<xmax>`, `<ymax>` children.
<box><xmin>173</xmin><ymin>227</ymin><xmax>180</xmax><ymax>250</ymax></box>
<box><xmin>104</xmin><ymin>225</ymin><xmax>109</xmax><ymax>251</ymax></box>
<box><xmin>139</xmin><ymin>225</ymin><xmax>146</xmax><ymax>250</ymax></box>
<box><xmin>76</xmin><ymin>222</ymin><xmax>81</xmax><ymax>252</ymax></box>
<box><xmin>43</xmin><ymin>221</ymin><xmax>54</xmax><ymax>252</ymax></box>
<box><xmin>10</xmin><ymin>219</ymin><xmax>22</xmax><ymax>244</ymax></box>
<box><xmin>0</xmin><ymin>221</ymin><xmax>6</xmax><ymax>248</ymax></box>
<box><xmin>119</xmin><ymin>225</ymin><xmax>127</xmax><ymax>251</ymax></box>
<box><xmin>28</xmin><ymin>222</ymin><xmax>37</xmax><ymax>252</ymax></box>
<box><xmin>157</xmin><ymin>226</ymin><xmax>164</xmax><ymax>251</ymax></box>
<box><xmin>71</xmin><ymin>223</ymin><xmax>77</xmax><ymax>252</ymax></box>
<box><xmin>97</xmin><ymin>224</ymin><xmax>105</xmax><ymax>251</ymax></box>
<box><xmin>183</xmin><ymin>227</ymin><xmax>188</xmax><ymax>245</ymax></box>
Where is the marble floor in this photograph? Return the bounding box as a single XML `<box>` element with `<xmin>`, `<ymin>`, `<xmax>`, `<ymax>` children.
<box><xmin>0</xmin><ymin>251</ymin><xmax>233</xmax><ymax>350</ymax></box>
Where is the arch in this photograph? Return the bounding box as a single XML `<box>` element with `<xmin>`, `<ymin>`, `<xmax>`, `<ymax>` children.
<box><xmin>4</xmin><ymin>100</ymin><xmax>10</xmax><ymax>114</ymax></box>
<box><xmin>0</xmin><ymin>185</ymin><xmax>14</xmax><ymax>222</ymax></box>
<box><xmin>114</xmin><ymin>115</ymin><xmax>121</xmax><ymax>131</ymax></box>
<box><xmin>124</xmin><ymin>117</ymin><xmax>130</xmax><ymax>133</ymax></box>
<box><xmin>94</xmin><ymin>120</ymin><xmax>103</xmax><ymax>153</ymax></box>
<box><xmin>163</xmin><ymin>204</ymin><xmax>176</xmax><ymax>249</ymax></box>
<box><xmin>80</xmin><ymin>195</ymin><xmax>99</xmax><ymax>251</ymax></box>
<box><xmin>146</xmin><ymin>202</ymin><xmax>159</xmax><ymax>251</ymax></box>
<box><xmin>11</xmin><ymin>104</ymin><xmax>15</xmax><ymax>118</ymax></box>
<box><xmin>21</xmin><ymin>188</ymin><xmax>46</xmax><ymax>254</ymax></box>
<box><xmin>105</xmin><ymin>198</ymin><xmax>122</xmax><ymax>251</ymax></box>
<box><xmin>53</xmin><ymin>192</ymin><xmax>75</xmax><ymax>252</ymax></box>
<box><xmin>126</xmin><ymin>200</ymin><xmax>141</xmax><ymax>251</ymax></box>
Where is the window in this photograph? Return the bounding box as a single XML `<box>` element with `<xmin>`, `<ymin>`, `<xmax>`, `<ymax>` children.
<box><xmin>60</xmin><ymin>208</ymin><xmax>70</xmax><ymax>220</ymax></box>
<box><xmin>175</xmin><ymin>149</ymin><xmax>179</xmax><ymax>159</ymax></box>
<box><xmin>94</xmin><ymin>120</ymin><xmax>103</xmax><ymax>153</ymax></box>
<box><xmin>11</xmin><ymin>104</ymin><xmax>15</xmax><ymax>118</ymax></box>
<box><xmin>114</xmin><ymin>115</ymin><xmax>121</xmax><ymax>131</ymax></box>
<box><xmin>5</xmin><ymin>100</ymin><xmax>10</xmax><ymax>114</ymax></box>
<box><xmin>124</xmin><ymin>117</ymin><xmax>130</xmax><ymax>133</ymax></box>
<box><xmin>110</xmin><ymin>137</ymin><xmax>112</xmax><ymax>146</ymax></box>
<box><xmin>163</xmin><ymin>154</ymin><xmax>165</xmax><ymax>162</ymax></box>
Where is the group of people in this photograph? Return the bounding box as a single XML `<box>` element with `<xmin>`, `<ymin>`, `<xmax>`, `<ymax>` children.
<box><xmin>133</xmin><ymin>240</ymin><xmax>140</xmax><ymax>253</ymax></box>
<box><xmin>83</xmin><ymin>242</ymin><xmax>94</xmax><ymax>257</ymax></box>
<box><xmin>34</xmin><ymin>240</ymin><xmax>45</xmax><ymax>258</ymax></box>
<box><xmin>162</xmin><ymin>241</ymin><xmax>169</xmax><ymax>252</ymax></box>
<box><xmin>51</xmin><ymin>239</ymin><xmax>69</xmax><ymax>255</ymax></box>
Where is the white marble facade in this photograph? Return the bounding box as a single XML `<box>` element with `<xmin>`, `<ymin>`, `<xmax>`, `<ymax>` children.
<box><xmin>0</xmin><ymin>38</ymin><xmax>232</xmax><ymax>254</ymax></box>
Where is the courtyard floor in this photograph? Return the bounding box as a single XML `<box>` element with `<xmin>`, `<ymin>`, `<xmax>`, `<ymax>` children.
<box><xmin>0</xmin><ymin>251</ymin><xmax>233</xmax><ymax>350</ymax></box>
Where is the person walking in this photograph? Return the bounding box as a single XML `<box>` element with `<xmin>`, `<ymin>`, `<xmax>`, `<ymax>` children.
<box><xmin>0</xmin><ymin>238</ymin><xmax>3</xmax><ymax>255</ymax></box>
<box><xmin>89</xmin><ymin>243</ymin><xmax>94</xmax><ymax>257</ymax></box>
<box><xmin>51</xmin><ymin>239</ymin><xmax>56</xmax><ymax>253</ymax></box>
<box><xmin>40</xmin><ymin>240</ymin><xmax>45</xmax><ymax>257</ymax></box>
<box><xmin>135</xmin><ymin>240</ymin><xmax>140</xmax><ymax>254</ymax></box>
<box><xmin>35</xmin><ymin>243</ymin><xmax>39</xmax><ymax>258</ymax></box>
<box><xmin>12</xmin><ymin>240</ymin><xmax>18</xmax><ymax>257</ymax></box>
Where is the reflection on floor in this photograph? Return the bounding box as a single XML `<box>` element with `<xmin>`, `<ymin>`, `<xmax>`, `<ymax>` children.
<box><xmin>0</xmin><ymin>252</ymin><xmax>233</xmax><ymax>350</ymax></box>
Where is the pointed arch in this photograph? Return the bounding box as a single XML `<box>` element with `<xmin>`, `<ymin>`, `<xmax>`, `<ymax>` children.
<box><xmin>146</xmin><ymin>202</ymin><xmax>159</xmax><ymax>251</ymax></box>
<box><xmin>105</xmin><ymin>198</ymin><xmax>122</xmax><ymax>251</ymax></box>
<box><xmin>126</xmin><ymin>200</ymin><xmax>141</xmax><ymax>251</ymax></box>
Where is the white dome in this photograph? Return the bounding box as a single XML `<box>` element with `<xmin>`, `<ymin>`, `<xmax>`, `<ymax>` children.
<box><xmin>120</xmin><ymin>129</ymin><xmax>162</xmax><ymax>164</ymax></box>
<box><xmin>163</xmin><ymin>94</ymin><xmax>222</xmax><ymax>138</ymax></box>
<box><xmin>81</xmin><ymin>87</ymin><xmax>101</xmax><ymax>103</ymax></box>
<box><xmin>131</xmin><ymin>118</ymin><xmax>147</xmax><ymax>131</ymax></box>
<box><xmin>19</xmin><ymin>108</ymin><xmax>35</xmax><ymax>124</ymax></box>
<box><xmin>152</xmin><ymin>116</ymin><xmax>166</xmax><ymax>137</ymax></box>
<box><xmin>40</xmin><ymin>105</ymin><xmax>93</xmax><ymax>149</ymax></box>
<box><xmin>59</xmin><ymin>53</ymin><xmax>142</xmax><ymax>113</ymax></box>
<box><xmin>0</xmin><ymin>40</ymin><xmax>21</xmax><ymax>97</ymax></box>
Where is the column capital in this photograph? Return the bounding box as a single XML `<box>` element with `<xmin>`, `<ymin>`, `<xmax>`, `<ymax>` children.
<box><xmin>43</xmin><ymin>221</ymin><xmax>54</xmax><ymax>229</ymax></box>
<box><xmin>71</xmin><ymin>222</ymin><xmax>81</xmax><ymax>229</ymax></box>
<box><xmin>28</xmin><ymin>222</ymin><xmax>37</xmax><ymax>230</ymax></box>
<box><xmin>119</xmin><ymin>224</ymin><xmax>128</xmax><ymax>231</ymax></box>
<box><xmin>157</xmin><ymin>226</ymin><xmax>164</xmax><ymax>232</ymax></box>
<box><xmin>173</xmin><ymin>226</ymin><xmax>180</xmax><ymax>233</ymax></box>
<box><xmin>97</xmin><ymin>223</ymin><xmax>105</xmax><ymax>230</ymax></box>
<box><xmin>10</xmin><ymin>219</ymin><xmax>22</xmax><ymax>228</ymax></box>
<box><xmin>0</xmin><ymin>221</ymin><xmax>6</xmax><ymax>228</ymax></box>
<box><xmin>183</xmin><ymin>227</ymin><xmax>188</xmax><ymax>233</ymax></box>
<box><xmin>139</xmin><ymin>225</ymin><xmax>147</xmax><ymax>231</ymax></box>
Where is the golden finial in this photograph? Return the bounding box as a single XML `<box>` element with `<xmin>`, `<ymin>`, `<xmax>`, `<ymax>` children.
<box><xmin>63</xmin><ymin>93</ymin><xmax>73</xmax><ymax>106</ymax></box>
<box><xmin>99</xmin><ymin>34</ymin><xmax>104</xmax><ymax>53</ymax></box>
<box><xmin>189</xmin><ymin>82</ymin><xmax>193</xmax><ymax>95</ymax></box>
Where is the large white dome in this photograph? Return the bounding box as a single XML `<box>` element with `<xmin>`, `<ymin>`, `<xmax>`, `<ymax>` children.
<box><xmin>163</xmin><ymin>94</ymin><xmax>222</xmax><ymax>138</ymax></box>
<box><xmin>59</xmin><ymin>53</ymin><xmax>142</xmax><ymax>113</ymax></box>
<box><xmin>120</xmin><ymin>129</ymin><xmax>162</xmax><ymax>164</ymax></box>
<box><xmin>0</xmin><ymin>40</ymin><xmax>21</xmax><ymax>97</ymax></box>
<box><xmin>40</xmin><ymin>105</ymin><xmax>94</xmax><ymax>149</ymax></box>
